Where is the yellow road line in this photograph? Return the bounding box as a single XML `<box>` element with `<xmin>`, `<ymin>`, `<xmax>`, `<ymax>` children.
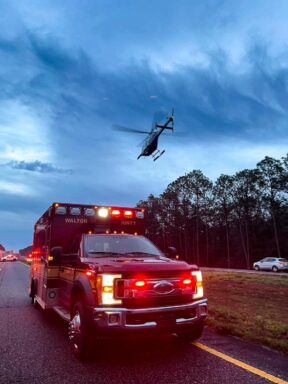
<box><xmin>192</xmin><ymin>342</ymin><xmax>288</xmax><ymax>384</ymax></box>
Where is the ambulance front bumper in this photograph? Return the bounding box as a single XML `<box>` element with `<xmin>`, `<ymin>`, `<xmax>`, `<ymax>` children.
<box><xmin>92</xmin><ymin>299</ymin><xmax>207</xmax><ymax>331</ymax></box>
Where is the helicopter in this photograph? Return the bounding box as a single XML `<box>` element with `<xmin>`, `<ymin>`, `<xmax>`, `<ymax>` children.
<box><xmin>113</xmin><ymin>109</ymin><xmax>174</xmax><ymax>161</ymax></box>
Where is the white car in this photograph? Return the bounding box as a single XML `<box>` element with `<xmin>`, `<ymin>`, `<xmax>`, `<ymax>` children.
<box><xmin>0</xmin><ymin>253</ymin><xmax>17</xmax><ymax>262</ymax></box>
<box><xmin>253</xmin><ymin>257</ymin><xmax>288</xmax><ymax>272</ymax></box>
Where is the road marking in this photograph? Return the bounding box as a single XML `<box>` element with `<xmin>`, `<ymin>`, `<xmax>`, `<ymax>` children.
<box><xmin>192</xmin><ymin>342</ymin><xmax>288</xmax><ymax>384</ymax></box>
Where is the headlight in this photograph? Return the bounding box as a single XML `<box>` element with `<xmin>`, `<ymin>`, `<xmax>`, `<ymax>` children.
<box><xmin>98</xmin><ymin>274</ymin><xmax>122</xmax><ymax>305</ymax></box>
<box><xmin>192</xmin><ymin>270</ymin><xmax>204</xmax><ymax>299</ymax></box>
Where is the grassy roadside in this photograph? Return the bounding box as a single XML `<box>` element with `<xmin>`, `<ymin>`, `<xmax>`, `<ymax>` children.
<box><xmin>202</xmin><ymin>271</ymin><xmax>288</xmax><ymax>353</ymax></box>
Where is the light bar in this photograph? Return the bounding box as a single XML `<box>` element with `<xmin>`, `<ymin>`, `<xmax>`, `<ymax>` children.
<box><xmin>136</xmin><ymin>211</ymin><xmax>144</xmax><ymax>219</ymax></box>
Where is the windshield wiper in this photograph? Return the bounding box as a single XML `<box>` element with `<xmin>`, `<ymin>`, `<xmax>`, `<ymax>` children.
<box><xmin>86</xmin><ymin>251</ymin><xmax>124</xmax><ymax>257</ymax></box>
<box><xmin>123</xmin><ymin>252</ymin><xmax>160</xmax><ymax>257</ymax></box>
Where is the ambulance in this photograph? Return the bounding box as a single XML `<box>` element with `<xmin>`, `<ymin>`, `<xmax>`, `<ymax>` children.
<box><xmin>29</xmin><ymin>202</ymin><xmax>207</xmax><ymax>359</ymax></box>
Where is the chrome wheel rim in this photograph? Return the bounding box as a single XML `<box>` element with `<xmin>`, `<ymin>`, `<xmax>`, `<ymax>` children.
<box><xmin>68</xmin><ymin>311</ymin><xmax>81</xmax><ymax>350</ymax></box>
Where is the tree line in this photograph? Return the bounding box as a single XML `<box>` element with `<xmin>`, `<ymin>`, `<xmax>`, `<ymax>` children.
<box><xmin>137</xmin><ymin>155</ymin><xmax>288</xmax><ymax>269</ymax></box>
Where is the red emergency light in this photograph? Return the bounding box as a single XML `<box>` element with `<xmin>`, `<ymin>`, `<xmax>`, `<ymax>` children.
<box><xmin>131</xmin><ymin>276</ymin><xmax>147</xmax><ymax>290</ymax></box>
<box><xmin>110</xmin><ymin>208</ymin><xmax>135</xmax><ymax>218</ymax></box>
<box><xmin>134</xmin><ymin>280</ymin><xmax>146</xmax><ymax>288</ymax></box>
<box><xmin>179</xmin><ymin>275</ymin><xmax>196</xmax><ymax>289</ymax></box>
<box><xmin>111</xmin><ymin>209</ymin><xmax>121</xmax><ymax>217</ymax></box>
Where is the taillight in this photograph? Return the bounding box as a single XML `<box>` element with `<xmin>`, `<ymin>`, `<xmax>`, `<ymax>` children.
<box><xmin>192</xmin><ymin>270</ymin><xmax>204</xmax><ymax>299</ymax></box>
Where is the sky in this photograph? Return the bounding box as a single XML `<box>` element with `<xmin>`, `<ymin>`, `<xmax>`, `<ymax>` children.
<box><xmin>0</xmin><ymin>0</ymin><xmax>288</xmax><ymax>250</ymax></box>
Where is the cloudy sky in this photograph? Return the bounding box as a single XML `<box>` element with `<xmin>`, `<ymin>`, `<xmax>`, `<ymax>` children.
<box><xmin>1</xmin><ymin>0</ymin><xmax>288</xmax><ymax>250</ymax></box>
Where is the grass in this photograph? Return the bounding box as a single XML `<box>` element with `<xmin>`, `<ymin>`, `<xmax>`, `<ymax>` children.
<box><xmin>202</xmin><ymin>271</ymin><xmax>288</xmax><ymax>353</ymax></box>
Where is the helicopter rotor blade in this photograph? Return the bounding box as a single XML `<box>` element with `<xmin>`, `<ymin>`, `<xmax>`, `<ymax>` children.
<box><xmin>162</xmin><ymin>131</ymin><xmax>186</xmax><ymax>137</ymax></box>
<box><xmin>112</xmin><ymin>124</ymin><xmax>150</xmax><ymax>134</ymax></box>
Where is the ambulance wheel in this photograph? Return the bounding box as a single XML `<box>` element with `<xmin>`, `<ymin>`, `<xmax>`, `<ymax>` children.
<box><xmin>30</xmin><ymin>279</ymin><xmax>36</xmax><ymax>304</ymax></box>
<box><xmin>176</xmin><ymin>321</ymin><xmax>204</xmax><ymax>342</ymax></box>
<box><xmin>69</xmin><ymin>301</ymin><xmax>94</xmax><ymax>360</ymax></box>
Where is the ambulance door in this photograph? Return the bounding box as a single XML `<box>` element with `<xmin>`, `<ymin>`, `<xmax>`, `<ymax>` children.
<box><xmin>59</xmin><ymin>256</ymin><xmax>76</xmax><ymax>308</ymax></box>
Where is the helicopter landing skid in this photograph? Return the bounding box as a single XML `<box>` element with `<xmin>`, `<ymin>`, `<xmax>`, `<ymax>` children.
<box><xmin>153</xmin><ymin>149</ymin><xmax>165</xmax><ymax>161</ymax></box>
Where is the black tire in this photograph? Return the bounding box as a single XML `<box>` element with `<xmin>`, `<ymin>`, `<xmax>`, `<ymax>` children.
<box><xmin>30</xmin><ymin>279</ymin><xmax>41</xmax><ymax>308</ymax></box>
<box><xmin>68</xmin><ymin>301</ymin><xmax>94</xmax><ymax>360</ymax></box>
<box><xmin>254</xmin><ymin>265</ymin><xmax>260</xmax><ymax>271</ymax></box>
<box><xmin>176</xmin><ymin>321</ymin><xmax>204</xmax><ymax>343</ymax></box>
<box><xmin>272</xmin><ymin>266</ymin><xmax>278</xmax><ymax>273</ymax></box>
<box><xmin>30</xmin><ymin>279</ymin><xmax>35</xmax><ymax>304</ymax></box>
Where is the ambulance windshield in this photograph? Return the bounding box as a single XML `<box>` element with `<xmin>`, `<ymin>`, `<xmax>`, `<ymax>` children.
<box><xmin>84</xmin><ymin>235</ymin><xmax>163</xmax><ymax>258</ymax></box>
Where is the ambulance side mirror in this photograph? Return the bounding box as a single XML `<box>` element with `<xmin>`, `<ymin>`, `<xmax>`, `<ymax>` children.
<box><xmin>50</xmin><ymin>246</ymin><xmax>63</xmax><ymax>263</ymax></box>
<box><xmin>167</xmin><ymin>246</ymin><xmax>177</xmax><ymax>259</ymax></box>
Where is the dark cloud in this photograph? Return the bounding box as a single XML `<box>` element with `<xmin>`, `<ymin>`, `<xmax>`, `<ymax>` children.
<box><xmin>1</xmin><ymin>32</ymin><xmax>287</xmax><ymax>146</ymax></box>
<box><xmin>4</xmin><ymin>160</ymin><xmax>72</xmax><ymax>174</ymax></box>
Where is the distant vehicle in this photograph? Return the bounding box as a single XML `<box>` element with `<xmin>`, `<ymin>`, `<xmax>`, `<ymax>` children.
<box><xmin>1</xmin><ymin>253</ymin><xmax>17</xmax><ymax>262</ymax></box>
<box><xmin>253</xmin><ymin>257</ymin><xmax>288</xmax><ymax>272</ymax></box>
<box><xmin>113</xmin><ymin>109</ymin><xmax>174</xmax><ymax>161</ymax></box>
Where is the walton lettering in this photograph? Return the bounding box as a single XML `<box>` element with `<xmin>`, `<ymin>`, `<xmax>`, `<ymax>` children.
<box><xmin>65</xmin><ymin>218</ymin><xmax>88</xmax><ymax>224</ymax></box>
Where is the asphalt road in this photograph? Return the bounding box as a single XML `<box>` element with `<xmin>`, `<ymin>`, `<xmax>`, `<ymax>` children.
<box><xmin>0</xmin><ymin>262</ymin><xmax>287</xmax><ymax>384</ymax></box>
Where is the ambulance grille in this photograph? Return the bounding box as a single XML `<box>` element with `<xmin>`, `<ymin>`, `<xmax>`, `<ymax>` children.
<box><xmin>123</xmin><ymin>295</ymin><xmax>192</xmax><ymax>309</ymax></box>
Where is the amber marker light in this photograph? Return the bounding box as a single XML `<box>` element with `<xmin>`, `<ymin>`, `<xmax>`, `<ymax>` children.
<box><xmin>103</xmin><ymin>286</ymin><xmax>113</xmax><ymax>293</ymax></box>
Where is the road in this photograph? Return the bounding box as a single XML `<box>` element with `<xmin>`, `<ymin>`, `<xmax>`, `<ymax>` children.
<box><xmin>0</xmin><ymin>262</ymin><xmax>287</xmax><ymax>384</ymax></box>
